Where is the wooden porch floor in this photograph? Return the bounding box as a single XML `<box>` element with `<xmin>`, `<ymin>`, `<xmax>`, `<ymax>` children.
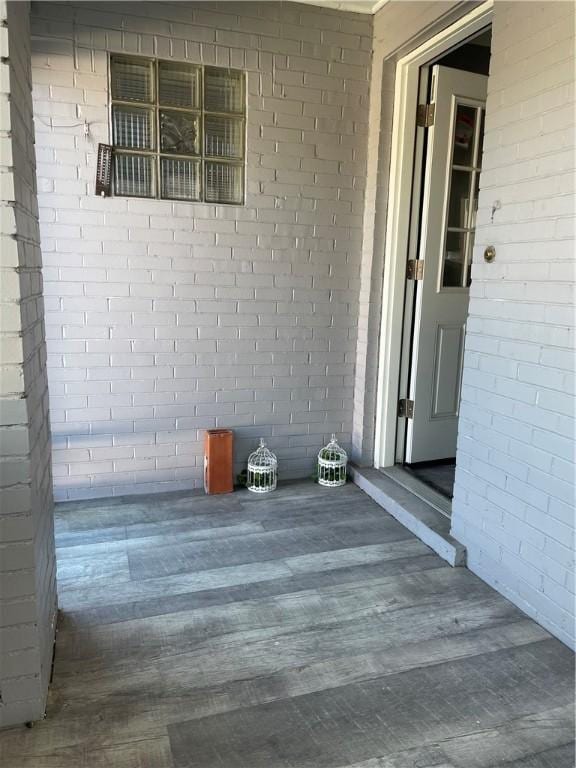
<box><xmin>1</xmin><ymin>481</ymin><xmax>574</xmax><ymax>767</ymax></box>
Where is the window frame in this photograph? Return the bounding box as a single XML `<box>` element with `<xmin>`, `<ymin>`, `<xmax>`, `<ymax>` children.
<box><xmin>108</xmin><ymin>54</ymin><xmax>247</xmax><ymax>205</ymax></box>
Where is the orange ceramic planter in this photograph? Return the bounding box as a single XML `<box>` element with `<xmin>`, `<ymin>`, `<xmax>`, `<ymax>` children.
<box><xmin>204</xmin><ymin>429</ymin><xmax>234</xmax><ymax>494</ymax></box>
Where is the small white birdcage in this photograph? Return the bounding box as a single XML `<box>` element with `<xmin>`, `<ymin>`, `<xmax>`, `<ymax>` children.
<box><xmin>318</xmin><ymin>434</ymin><xmax>347</xmax><ymax>487</ymax></box>
<box><xmin>247</xmin><ymin>438</ymin><xmax>278</xmax><ymax>494</ymax></box>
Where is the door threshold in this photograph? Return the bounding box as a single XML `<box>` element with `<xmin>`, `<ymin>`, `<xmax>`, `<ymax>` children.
<box><xmin>350</xmin><ymin>466</ymin><xmax>466</xmax><ymax>567</ymax></box>
<box><xmin>381</xmin><ymin>465</ymin><xmax>451</xmax><ymax>518</ymax></box>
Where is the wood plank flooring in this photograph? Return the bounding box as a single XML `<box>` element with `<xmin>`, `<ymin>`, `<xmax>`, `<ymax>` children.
<box><xmin>0</xmin><ymin>481</ymin><xmax>573</xmax><ymax>767</ymax></box>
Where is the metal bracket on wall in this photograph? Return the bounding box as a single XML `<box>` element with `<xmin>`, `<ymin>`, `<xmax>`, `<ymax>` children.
<box><xmin>95</xmin><ymin>143</ymin><xmax>113</xmax><ymax>196</ymax></box>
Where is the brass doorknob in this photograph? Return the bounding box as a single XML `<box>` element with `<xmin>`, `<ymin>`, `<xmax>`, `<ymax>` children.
<box><xmin>484</xmin><ymin>245</ymin><xmax>496</xmax><ymax>263</ymax></box>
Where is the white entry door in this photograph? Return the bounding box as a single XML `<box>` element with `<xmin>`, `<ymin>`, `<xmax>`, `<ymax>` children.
<box><xmin>405</xmin><ymin>65</ymin><xmax>488</xmax><ymax>464</ymax></box>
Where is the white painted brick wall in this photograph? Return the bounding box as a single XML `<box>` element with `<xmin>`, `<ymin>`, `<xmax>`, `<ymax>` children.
<box><xmin>0</xmin><ymin>0</ymin><xmax>57</xmax><ymax>728</ymax></box>
<box><xmin>30</xmin><ymin>1</ymin><xmax>372</xmax><ymax>500</ymax></box>
<box><xmin>353</xmin><ymin>0</ymin><xmax>574</xmax><ymax>650</ymax></box>
<box><xmin>451</xmin><ymin>0</ymin><xmax>575</xmax><ymax>650</ymax></box>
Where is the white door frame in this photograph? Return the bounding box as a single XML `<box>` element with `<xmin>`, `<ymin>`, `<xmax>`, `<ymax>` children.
<box><xmin>373</xmin><ymin>0</ymin><xmax>494</xmax><ymax>469</ymax></box>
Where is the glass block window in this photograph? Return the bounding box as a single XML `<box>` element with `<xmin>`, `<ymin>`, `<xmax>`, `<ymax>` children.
<box><xmin>109</xmin><ymin>55</ymin><xmax>245</xmax><ymax>204</ymax></box>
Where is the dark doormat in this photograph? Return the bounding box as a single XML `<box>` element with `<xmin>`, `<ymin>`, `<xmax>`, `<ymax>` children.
<box><xmin>404</xmin><ymin>460</ymin><xmax>456</xmax><ymax>499</ymax></box>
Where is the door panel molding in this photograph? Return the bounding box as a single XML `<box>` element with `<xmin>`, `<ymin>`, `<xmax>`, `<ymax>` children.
<box><xmin>431</xmin><ymin>323</ymin><xmax>465</xmax><ymax>419</ymax></box>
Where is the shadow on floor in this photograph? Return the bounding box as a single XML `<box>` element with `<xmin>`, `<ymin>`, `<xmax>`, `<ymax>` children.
<box><xmin>404</xmin><ymin>459</ymin><xmax>456</xmax><ymax>499</ymax></box>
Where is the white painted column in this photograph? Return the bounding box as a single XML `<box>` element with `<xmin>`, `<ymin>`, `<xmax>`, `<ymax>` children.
<box><xmin>0</xmin><ymin>0</ymin><xmax>57</xmax><ymax>727</ymax></box>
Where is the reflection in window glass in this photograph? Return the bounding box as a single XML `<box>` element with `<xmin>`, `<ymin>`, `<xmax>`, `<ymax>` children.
<box><xmin>477</xmin><ymin>110</ymin><xmax>486</xmax><ymax>166</ymax></box>
<box><xmin>441</xmin><ymin>103</ymin><xmax>485</xmax><ymax>289</ymax></box>
<box><xmin>112</xmin><ymin>106</ymin><xmax>154</xmax><ymax>151</ymax></box>
<box><xmin>160</xmin><ymin>111</ymin><xmax>200</xmax><ymax>155</ymax></box>
<box><xmin>114</xmin><ymin>154</ymin><xmax>154</xmax><ymax>197</ymax></box>
<box><xmin>204</xmin><ymin>67</ymin><xmax>244</xmax><ymax>114</ymax></box>
<box><xmin>161</xmin><ymin>158</ymin><xmax>200</xmax><ymax>201</ymax></box>
<box><xmin>158</xmin><ymin>62</ymin><xmax>200</xmax><ymax>108</ymax></box>
<box><xmin>466</xmin><ymin>230</ymin><xmax>475</xmax><ymax>287</ymax></box>
<box><xmin>452</xmin><ymin>105</ymin><xmax>477</xmax><ymax>166</ymax></box>
<box><xmin>447</xmin><ymin>170</ymin><xmax>472</xmax><ymax>229</ymax></box>
<box><xmin>205</xmin><ymin>116</ymin><xmax>244</xmax><ymax>160</ymax></box>
<box><xmin>205</xmin><ymin>162</ymin><xmax>243</xmax><ymax>204</ymax></box>
<box><xmin>111</xmin><ymin>57</ymin><xmax>153</xmax><ymax>103</ymax></box>
<box><xmin>443</xmin><ymin>231</ymin><xmax>466</xmax><ymax>287</ymax></box>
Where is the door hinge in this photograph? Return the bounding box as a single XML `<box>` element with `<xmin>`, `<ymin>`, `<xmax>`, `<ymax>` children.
<box><xmin>417</xmin><ymin>102</ymin><xmax>435</xmax><ymax>128</ymax></box>
<box><xmin>398</xmin><ymin>398</ymin><xmax>414</xmax><ymax>419</ymax></box>
<box><xmin>406</xmin><ymin>259</ymin><xmax>424</xmax><ymax>281</ymax></box>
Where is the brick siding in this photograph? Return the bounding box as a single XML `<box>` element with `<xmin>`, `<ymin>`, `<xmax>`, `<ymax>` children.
<box><xmin>451</xmin><ymin>0</ymin><xmax>575</xmax><ymax>649</ymax></box>
<box><xmin>30</xmin><ymin>1</ymin><xmax>372</xmax><ymax>500</ymax></box>
<box><xmin>0</xmin><ymin>0</ymin><xmax>57</xmax><ymax>728</ymax></box>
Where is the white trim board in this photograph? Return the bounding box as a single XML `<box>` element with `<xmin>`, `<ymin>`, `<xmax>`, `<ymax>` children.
<box><xmin>373</xmin><ymin>0</ymin><xmax>494</xmax><ymax>470</ymax></box>
<box><xmin>286</xmin><ymin>0</ymin><xmax>387</xmax><ymax>14</ymax></box>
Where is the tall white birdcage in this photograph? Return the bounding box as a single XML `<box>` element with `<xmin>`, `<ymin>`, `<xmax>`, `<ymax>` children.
<box><xmin>317</xmin><ymin>434</ymin><xmax>347</xmax><ymax>487</ymax></box>
<box><xmin>247</xmin><ymin>438</ymin><xmax>277</xmax><ymax>494</ymax></box>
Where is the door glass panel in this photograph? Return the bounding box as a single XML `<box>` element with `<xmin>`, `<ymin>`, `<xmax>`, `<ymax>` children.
<box><xmin>452</xmin><ymin>105</ymin><xmax>477</xmax><ymax>166</ymax></box>
<box><xmin>443</xmin><ymin>231</ymin><xmax>466</xmax><ymax>287</ymax></box>
<box><xmin>477</xmin><ymin>110</ymin><xmax>486</xmax><ymax>165</ymax></box>
<box><xmin>470</xmin><ymin>173</ymin><xmax>480</xmax><ymax>231</ymax></box>
<box><xmin>441</xmin><ymin>103</ymin><xmax>485</xmax><ymax>289</ymax></box>
<box><xmin>447</xmin><ymin>170</ymin><xmax>472</xmax><ymax>229</ymax></box>
<box><xmin>466</xmin><ymin>230</ymin><xmax>475</xmax><ymax>287</ymax></box>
